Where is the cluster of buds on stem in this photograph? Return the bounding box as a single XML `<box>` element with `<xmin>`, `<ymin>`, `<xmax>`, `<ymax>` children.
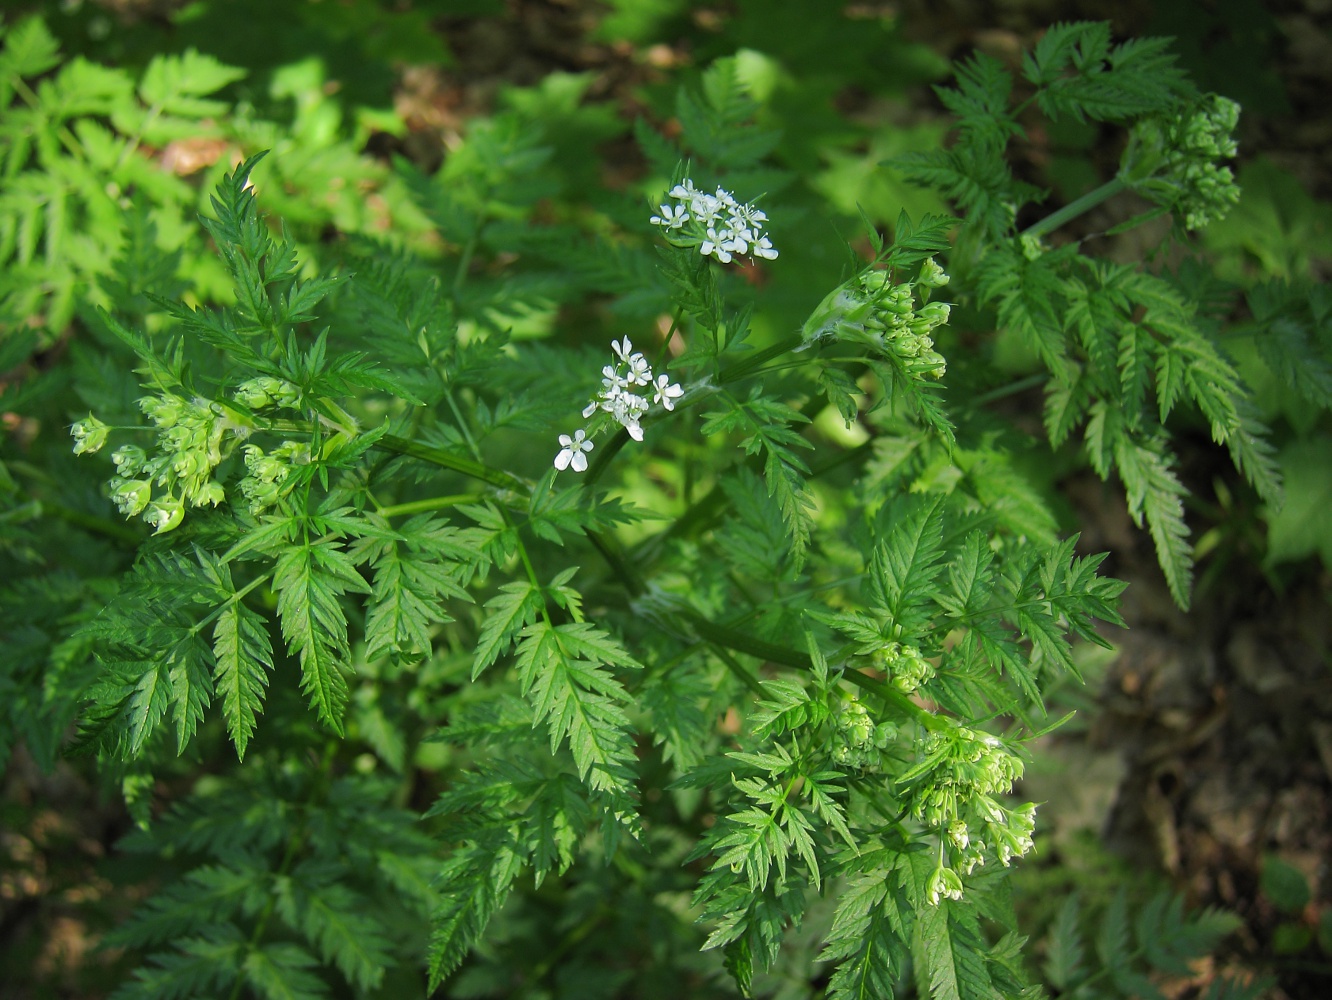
<box><xmin>872</xmin><ymin>641</ymin><xmax>935</xmax><ymax>694</ymax></box>
<box><xmin>651</xmin><ymin>179</ymin><xmax>778</xmax><ymax>264</ymax></box>
<box><xmin>554</xmin><ymin>337</ymin><xmax>683</xmax><ymax>474</ymax></box>
<box><xmin>73</xmin><ymin>394</ymin><xmax>246</xmax><ymax>533</ymax></box>
<box><xmin>1125</xmin><ymin>94</ymin><xmax>1242</xmax><ymax>230</ymax></box>
<box><xmin>72</xmin><ymin>374</ymin><xmax>316</xmax><ymax>532</ymax></box>
<box><xmin>239</xmin><ymin>441</ymin><xmax>310</xmax><ymax>514</ymax></box>
<box><xmin>831</xmin><ymin>693</ymin><xmax>899</xmax><ymax>769</ymax></box>
<box><xmin>801</xmin><ymin>257</ymin><xmax>951</xmax><ymax>378</ymax></box>
<box><xmin>902</xmin><ymin>722</ymin><xmax>1038</xmax><ymax>904</ymax></box>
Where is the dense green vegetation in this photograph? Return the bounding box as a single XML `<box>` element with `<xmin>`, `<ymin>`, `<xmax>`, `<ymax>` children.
<box><xmin>2</xmin><ymin>2</ymin><xmax>1328</xmax><ymax>997</ymax></box>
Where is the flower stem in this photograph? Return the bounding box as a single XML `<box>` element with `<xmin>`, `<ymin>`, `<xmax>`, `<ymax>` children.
<box><xmin>1021</xmin><ymin>176</ymin><xmax>1128</xmax><ymax>239</ymax></box>
<box><xmin>376</xmin><ymin>494</ymin><xmax>483</xmax><ymax>518</ymax></box>
<box><xmin>681</xmin><ymin>610</ymin><xmax>944</xmax><ymax>731</ymax></box>
<box><xmin>377</xmin><ymin>433</ymin><xmax>528</xmax><ymax>493</ymax></box>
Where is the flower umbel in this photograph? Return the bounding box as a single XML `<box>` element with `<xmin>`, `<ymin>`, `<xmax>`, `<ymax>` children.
<box><xmin>554</xmin><ymin>337</ymin><xmax>684</xmax><ymax>472</ymax></box>
<box><xmin>651</xmin><ymin>179</ymin><xmax>777</xmax><ymax>265</ymax></box>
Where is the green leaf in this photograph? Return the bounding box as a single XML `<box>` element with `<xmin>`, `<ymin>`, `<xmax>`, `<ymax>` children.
<box><xmin>868</xmin><ymin>493</ymin><xmax>947</xmax><ymax>638</ymax></box>
<box><xmin>242</xmin><ymin>943</ymin><xmax>328</xmax><ymax>1000</ymax></box>
<box><xmin>2</xmin><ymin>17</ymin><xmax>62</xmax><ymax>78</ymax></box>
<box><xmin>1262</xmin><ymin>856</ymin><xmax>1312</xmax><ymax>914</ymax></box>
<box><xmin>211</xmin><ymin>598</ymin><xmax>273</xmax><ymax>761</ymax></box>
<box><xmin>1113</xmin><ymin>433</ymin><xmax>1193</xmax><ymax>608</ymax></box>
<box><xmin>359</xmin><ymin>514</ymin><xmax>474</xmax><ymax>659</ymax></box>
<box><xmin>273</xmin><ymin>538</ymin><xmax>368</xmax><ymax>736</ymax></box>
<box><xmin>513</xmin><ymin>620</ymin><xmax>641</xmax><ymax>805</ymax></box>
<box><xmin>138</xmin><ymin>49</ymin><xmax>244</xmax><ymax>116</ymax></box>
<box><xmin>428</xmin><ymin>838</ymin><xmax>521</xmax><ymax>991</ymax></box>
<box><xmin>1043</xmin><ymin>893</ymin><xmax>1084</xmax><ymax>989</ymax></box>
<box><xmin>472</xmin><ymin>581</ymin><xmax>543</xmax><ymax>679</ymax></box>
<box><xmin>1266</xmin><ymin>438</ymin><xmax>1332</xmax><ymax>567</ymax></box>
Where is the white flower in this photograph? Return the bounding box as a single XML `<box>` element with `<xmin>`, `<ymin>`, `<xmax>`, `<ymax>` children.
<box><xmin>701</xmin><ymin>227</ymin><xmax>733</xmax><ymax>263</ymax></box>
<box><xmin>611</xmin><ymin>337</ymin><xmax>635</xmax><ymax>363</ymax></box>
<box><xmin>601</xmin><ymin>363</ymin><xmax>630</xmax><ymax>394</ymax></box>
<box><xmin>626</xmin><ymin>353</ymin><xmax>652</xmax><ymax>386</ymax></box>
<box><xmin>649</xmin><ymin>203</ymin><xmax>689</xmax><ymax>229</ymax></box>
<box><xmin>652</xmin><ymin>374</ymin><xmax>683</xmax><ymax>410</ymax></box>
<box><xmin>691</xmin><ymin>193</ymin><xmax>724</xmax><ymax>225</ymax></box>
<box><xmin>669</xmin><ymin>180</ymin><xmax>699</xmax><ymax>201</ymax></box>
<box><xmin>753</xmin><ymin>236</ymin><xmax>778</xmax><ymax>260</ymax></box>
<box><xmin>554</xmin><ymin>429</ymin><xmax>594</xmax><ymax>472</ymax></box>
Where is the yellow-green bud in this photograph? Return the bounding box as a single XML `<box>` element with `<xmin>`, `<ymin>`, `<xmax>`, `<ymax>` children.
<box><xmin>70</xmin><ymin>415</ymin><xmax>109</xmax><ymax>455</ymax></box>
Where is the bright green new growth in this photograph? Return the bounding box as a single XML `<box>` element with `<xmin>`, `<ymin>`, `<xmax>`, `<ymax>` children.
<box><xmin>19</xmin><ymin>15</ymin><xmax>1276</xmax><ymax>1000</ymax></box>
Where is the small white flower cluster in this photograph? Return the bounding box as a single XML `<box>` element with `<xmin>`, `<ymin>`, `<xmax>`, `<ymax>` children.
<box><xmin>554</xmin><ymin>337</ymin><xmax>683</xmax><ymax>473</ymax></box>
<box><xmin>650</xmin><ymin>179</ymin><xmax>777</xmax><ymax>264</ymax></box>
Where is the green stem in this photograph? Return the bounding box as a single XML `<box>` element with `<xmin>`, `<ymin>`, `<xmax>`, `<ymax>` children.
<box><xmin>1021</xmin><ymin>176</ymin><xmax>1128</xmax><ymax>240</ymax></box>
<box><xmin>680</xmin><ymin>610</ymin><xmax>944</xmax><ymax>731</ymax></box>
<box><xmin>38</xmin><ymin>499</ymin><xmax>141</xmax><ymax>543</ymax></box>
<box><xmin>376</xmin><ymin>493</ymin><xmax>482</xmax><ymax>518</ymax></box>
<box><xmin>452</xmin><ymin>226</ymin><xmax>481</xmax><ymax>301</ymax></box>
<box><xmin>717</xmin><ymin>334</ymin><xmax>807</xmax><ymax>384</ymax></box>
<box><xmin>377</xmin><ymin>433</ymin><xmax>528</xmax><ymax>494</ymax></box>
<box><xmin>708</xmin><ymin>643</ymin><xmax>767</xmax><ymax>698</ymax></box>
<box><xmin>970</xmin><ymin>373</ymin><xmax>1048</xmax><ymax>407</ymax></box>
<box><xmin>509</xmin><ymin>513</ymin><xmax>554</xmax><ymax>628</ymax></box>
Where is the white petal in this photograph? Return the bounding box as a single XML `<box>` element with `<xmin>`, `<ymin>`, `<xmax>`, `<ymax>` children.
<box><xmin>554</xmin><ymin>449</ymin><xmax>573</xmax><ymax>470</ymax></box>
<box><xmin>626</xmin><ymin>421</ymin><xmax>644</xmax><ymax>442</ymax></box>
<box><xmin>558</xmin><ymin>434</ymin><xmax>574</xmax><ymax>447</ymax></box>
<box><xmin>582</xmin><ymin>401</ymin><xmax>598</xmax><ymax>418</ymax></box>
<box><xmin>571</xmin><ymin>451</ymin><xmax>589</xmax><ymax>472</ymax></box>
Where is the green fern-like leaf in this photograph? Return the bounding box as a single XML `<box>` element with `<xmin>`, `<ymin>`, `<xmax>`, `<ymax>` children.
<box><xmin>513</xmin><ymin>619</ymin><xmax>642</xmax><ymax>805</ymax></box>
<box><xmin>273</xmin><ymin>538</ymin><xmax>369</xmax><ymax>736</ymax></box>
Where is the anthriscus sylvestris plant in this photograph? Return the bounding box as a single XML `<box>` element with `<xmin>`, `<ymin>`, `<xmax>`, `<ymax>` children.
<box><xmin>31</xmin><ymin>22</ymin><xmax>1265</xmax><ymax>1000</ymax></box>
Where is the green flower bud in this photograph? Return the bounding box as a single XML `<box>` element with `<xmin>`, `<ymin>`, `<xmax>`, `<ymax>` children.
<box><xmin>927</xmin><ymin>865</ymin><xmax>964</xmax><ymax>905</ymax></box>
<box><xmin>145</xmin><ymin>495</ymin><xmax>184</xmax><ymax>534</ymax></box>
<box><xmin>918</xmin><ymin>301</ymin><xmax>951</xmax><ymax>329</ymax></box>
<box><xmin>110</xmin><ymin>478</ymin><xmax>151</xmax><ymax>518</ymax></box>
<box><xmin>139</xmin><ymin>394</ymin><xmax>185</xmax><ymax>428</ymax></box>
<box><xmin>112</xmin><ymin>444</ymin><xmax>147</xmax><ymax>476</ymax></box>
<box><xmin>70</xmin><ymin>414</ymin><xmax>109</xmax><ymax>456</ymax></box>
<box><xmin>918</xmin><ymin>257</ymin><xmax>950</xmax><ymax>288</ymax></box>
<box><xmin>195</xmin><ymin>480</ymin><xmax>226</xmax><ymax>507</ymax></box>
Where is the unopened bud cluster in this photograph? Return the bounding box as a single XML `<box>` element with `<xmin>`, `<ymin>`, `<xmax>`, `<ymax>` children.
<box><xmin>554</xmin><ymin>336</ymin><xmax>683</xmax><ymax>473</ymax></box>
<box><xmin>905</xmin><ymin>723</ymin><xmax>1037</xmax><ymax>904</ymax></box>
<box><xmin>872</xmin><ymin>641</ymin><xmax>935</xmax><ymax>694</ymax></box>
<box><xmin>1128</xmin><ymin>94</ymin><xmax>1241</xmax><ymax>230</ymax></box>
<box><xmin>651</xmin><ymin>179</ymin><xmax>777</xmax><ymax>264</ymax></box>
<box><xmin>239</xmin><ymin>441</ymin><xmax>310</xmax><ymax>514</ymax></box>
<box><xmin>830</xmin><ymin>693</ymin><xmax>898</xmax><ymax>769</ymax></box>
<box><xmin>72</xmin><ymin>375</ymin><xmax>312</xmax><ymax>532</ymax></box>
<box><xmin>801</xmin><ymin>258</ymin><xmax>951</xmax><ymax>378</ymax></box>
<box><xmin>81</xmin><ymin>394</ymin><xmax>240</xmax><ymax>534</ymax></box>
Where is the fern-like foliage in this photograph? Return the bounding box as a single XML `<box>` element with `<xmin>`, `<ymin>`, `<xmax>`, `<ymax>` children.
<box><xmin>1042</xmin><ymin>891</ymin><xmax>1271</xmax><ymax>999</ymax></box>
<box><xmin>896</xmin><ymin>21</ymin><xmax>1279</xmax><ymax>608</ymax></box>
<box><xmin>5</xmin><ymin>19</ymin><xmax>1284</xmax><ymax>1000</ymax></box>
